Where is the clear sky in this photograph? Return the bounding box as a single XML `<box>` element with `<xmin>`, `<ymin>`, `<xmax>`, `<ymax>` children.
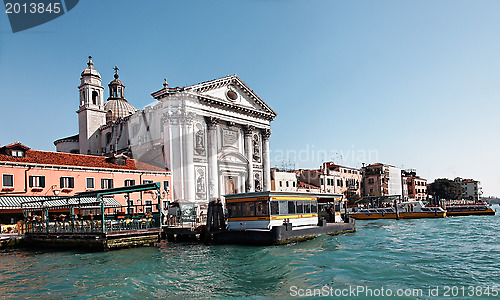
<box><xmin>1</xmin><ymin>0</ymin><xmax>499</xmax><ymax>196</ymax></box>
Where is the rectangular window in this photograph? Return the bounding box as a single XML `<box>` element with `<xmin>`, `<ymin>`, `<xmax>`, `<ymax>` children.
<box><xmin>101</xmin><ymin>178</ymin><xmax>113</xmax><ymax>189</ymax></box>
<box><xmin>270</xmin><ymin>201</ymin><xmax>279</xmax><ymax>215</ymax></box>
<box><xmin>143</xmin><ymin>179</ymin><xmax>154</xmax><ymax>185</ymax></box>
<box><xmin>227</xmin><ymin>203</ymin><xmax>241</xmax><ymax>218</ymax></box>
<box><xmin>60</xmin><ymin>177</ymin><xmax>74</xmax><ymax>189</ymax></box>
<box><xmin>296</xmin><ymin>202</ymin><xmax>304</xmax><ymax>214</ymax></box>
<box><xmin>29</xmin><ymin>175</ymin><xmax>45</xmax><ymax>188</ymax></box>
<box><xmin>286</xmin><ymin>181</ymin><xmax>289</xmax><ymax>187</ymax></box>
<box><xmin>255</xmin><ymin>201</ymin><xmax>269</xmax><ymax>216</ymax></box>
<box><xmin>304</xmin><ymin>202</ymin><xmax>311</xmax><ymax>213</ymax></box>
<box><xmin>11</xmin><ymin>150</ymin><xmax>24</xmax><ymax>157</ymax></box>
<box><xmin>288</xmin><ymin>201</ymin><xmax>296</xmax><ymax>214</ymax></box>
<box><xmin>145</xmin><ymin>200</ymin><xmax>153</xmax><ymax>213</ymax></box>
<box><xmin>241</xmin><ymin>202</ymin><xmax>255</xmax><ymax>216</ymax></box>
<box><xmin>163</xmin><ymin>180</ymin><xmax>169</xmax><ymax>191</ymax></box>
<box><xmin>279</xmin><ymin>201</ymin><xmax>288</xmax><ymax>215</ymax></box>
<box><xmin>86</xmin><ymin>178</ymin><xmax>95</xmax><ymax>189</ymax></box>
<box><xmin>2</xmin><ymin>174</ymin><xmax>13</xmax><ymax>187</ymax></box>
<box><xmin>126</xmin><ymin>199</ymin><xmax>134</xmax><ymax>215</ymax></box>
<box><xmin>125</xmin><ymin>179</ymin><xmax>135</xmax><ymax>186</ymax></box>
<box><xmin>311</xmin><ymin>202</ymin><xmax>318</xmax><ymax>213</ymax></box>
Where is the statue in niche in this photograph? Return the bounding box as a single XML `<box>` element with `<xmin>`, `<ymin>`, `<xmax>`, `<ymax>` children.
<box><xmin>254</xmin><ymin>173</ymin><xmax>262</xmax><ymax>192</ymax></box>
<box><xmin>253</xmin><ymin>134</ymin><xmax>261</xmax><ymax>162</ymax></box>
<box><xmin>194</xmin><ymin>123</ymin><xmax>205</xmax><ymax>155</ymax></box>
<box><xmin>196</xmin><ymin>168</ymin><xmax>206</xmax><ymax>194</ymax></box>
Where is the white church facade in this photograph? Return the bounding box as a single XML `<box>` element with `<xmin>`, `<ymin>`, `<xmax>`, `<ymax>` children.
<box><xmin>54</xmin><ymin>57</ymin><xmax>277</xmax><ymax>204</ymax></box>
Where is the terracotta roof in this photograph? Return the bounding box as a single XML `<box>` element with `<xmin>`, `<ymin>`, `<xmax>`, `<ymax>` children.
<box><xmin>0</xmin><ymin>144</ymin><xmax>167</xmax><ymax>172</ymax></box>
<box><xmin>297</xmin><ymin>181</ymin><xmax>320</xmax><ymax>189</ymax></box>
<box><xmin>3</xmin><ymin>142</ymin><xmax>30</xmax><ymax>150</ymax></box>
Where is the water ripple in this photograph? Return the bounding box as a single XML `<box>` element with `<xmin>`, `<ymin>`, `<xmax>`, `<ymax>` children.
<box><xmin>1</xmin><ymin>206</ymin><xmax>499</xmax><ymax>299</ymax></box>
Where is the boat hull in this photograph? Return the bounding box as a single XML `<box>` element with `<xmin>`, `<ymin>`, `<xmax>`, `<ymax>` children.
<box><xmin>350</xmin><ymin>211</ymin><xmax>446</xmax><ymax>220</ymax></box>
<box><xmin>446</xmin><ymin>208</ymin><xmax>495</xmax><ymax>217</ymax></box>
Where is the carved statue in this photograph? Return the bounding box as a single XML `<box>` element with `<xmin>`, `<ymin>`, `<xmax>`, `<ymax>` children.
<box><xmin>196</xmin><ymin>169</ymin><xmax>206</xmax><ymax>194</ymax></box>
<box><xmin>253</xmin><ymin>134</ymin><xmax>261</xmax><ymax>162</ymax></box>
<box><xmin>254</xmin><ymin>173</ymin><xmax>262</xmax><ymax>192</ymax></box>
<box><xmin>194</xmin><ymin>124</ymin><xmax>205</xmax><ymax>155</ymax></box>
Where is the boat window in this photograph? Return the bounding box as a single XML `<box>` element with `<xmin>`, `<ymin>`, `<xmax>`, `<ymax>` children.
<box><xmin>255</xmin><ymin>201</ymin><xmax>269</xmax><ymax>216</ymax></box>
<box><xmin>288</xmin><ymin>201</ymin><xmax>296</xmax><ymax>214</ymax></box>
<box><xmin>311</xmin><ymin>202</ymin><xmax>317</xmax><ymax>213</ymax></box>
<box><xmin>279</xmin><ymin>201</ymin><xmax>288</xmax><ymax>215</ymax></box>
<box><xmin>304</xmin><ymin>202</ymin><xmax>311</xmax><ymax>213</ymax></box>
<box><xmin>227</xmin><ymin>203</ymin><xmax>241</xmax><ymax>218</ymax></box>
<box><xmin>296</xmin><ymin>202</ymin><xmax>304</xmax><ymax>214</ymax></box>
<box><xmin>242</xmin><ymin>202</ymin><xmax>255</xmax><ymax>216</ymax></box>
<box><xmin>270</xmin><ymin>201</ymin><xmax>279</xmax><ymax>215</ymax></box>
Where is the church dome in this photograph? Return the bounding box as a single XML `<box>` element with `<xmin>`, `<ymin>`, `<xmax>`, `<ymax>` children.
<box><xmin>104</xmin><ymin>65</ymin><xmax>136</xmax><ymax>122</ymax></box>
<box><xmin>104</xmin><ymin>99</ymin><xmax>136</xmax><ymax>122</ymax></box>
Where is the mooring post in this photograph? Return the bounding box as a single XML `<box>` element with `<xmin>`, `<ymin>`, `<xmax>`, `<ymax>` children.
<box><xmin>394</xmin><ymin>199</ymin><xmax>399</xmax><ymax>220</ymax></box>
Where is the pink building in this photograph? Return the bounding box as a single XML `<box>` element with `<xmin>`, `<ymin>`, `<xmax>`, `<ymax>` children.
<box><xmin>0</xmin><ymin>142</ymin><xmax>171</xmax><ymax>224</ymax></box>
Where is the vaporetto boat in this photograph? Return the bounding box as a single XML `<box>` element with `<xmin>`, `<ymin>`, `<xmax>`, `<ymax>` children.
<box><xmin>444</xmin><ymin>202</ymin><xmax>496</xmax><ymax>216</ymax></box>
<box><xmin>349</xmin><ymin>200</ymin><xmax>446</xmax><ymax>220</ymax></box>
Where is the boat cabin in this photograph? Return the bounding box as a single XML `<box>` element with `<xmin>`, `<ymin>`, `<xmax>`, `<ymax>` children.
<box><xmin>224</xmin><ymin>191</ymin><xmax>344</xmax><ymax>231</ymax></box>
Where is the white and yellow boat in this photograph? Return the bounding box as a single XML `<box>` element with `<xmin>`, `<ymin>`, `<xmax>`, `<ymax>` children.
<box><xmin>350</xmin><ymin>200</ymin><xmax>446</xmax><ymax>220</ymax></box>
<box><xmin>214</xmin><ymin>191</ymin><xmax>355</xmax><ymax>245</ymax></box>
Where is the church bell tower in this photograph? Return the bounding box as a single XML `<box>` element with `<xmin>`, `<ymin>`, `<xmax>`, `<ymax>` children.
<box><xmin>77</xmin><ymin>56</ymin><xmax>106</xmax><ymax>155</ymax></box>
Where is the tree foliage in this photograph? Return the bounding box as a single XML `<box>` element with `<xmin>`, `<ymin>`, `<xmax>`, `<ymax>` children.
<box><xmin>428</xmin><ymin>178</ymin><xmax>463</xmax><ymax>200</ymax></box>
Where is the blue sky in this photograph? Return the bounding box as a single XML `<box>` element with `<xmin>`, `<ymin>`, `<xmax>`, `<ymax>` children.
<box><xmin>1</xmin><ymin>0</ymin><xmax>499</xmax><ymax>196</ymax></box>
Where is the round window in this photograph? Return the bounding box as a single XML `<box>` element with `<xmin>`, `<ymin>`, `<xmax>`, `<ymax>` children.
<box><xmin>226</xmin><ymin>89</ymin><xmax>238</xmax><ymax>101</ymax></box>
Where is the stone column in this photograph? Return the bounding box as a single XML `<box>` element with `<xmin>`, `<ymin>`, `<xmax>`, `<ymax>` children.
<box><xmin>206</xmin><ymin>117</ymin><xmax>219</xmax><ymax>201</ymax></box>
<box><xmin>168</xmin><ymin>116</ymin><xmax>184</xmax><ymax>200</ymax></box>
<box><xmin>262</xmin><ymin>129</ymin><xmax>272</xmax><ymax>191</ymax></box>
<box><xmin>244</xmin><ymin>125</ymin><xmax>255</xmax><ymax>192</ymax></box>
<box><xmin>183</xmin><ymin>115</ymin><xmax>195</xmax><ymax>202</ymax></box>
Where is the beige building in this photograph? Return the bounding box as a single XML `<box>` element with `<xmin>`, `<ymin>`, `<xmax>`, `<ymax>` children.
<box><xmin>362</xmin><ymin>163</ymin><xmax>402</xmax><ymax>198</ymax></box>
<box><xmin>454</xmin><ymin>177</ymin><xmax>483</xmax><ymax>201</ymax></box>
<box><xmin>402</xmin><ymin>170</ymin><xmax>427</xmax><ymax>201</ymax></box>
<box><xmin>294</xmin><ymin>162</ymin><xmax>361</xmax><ymax>197</ymax></box>
<box><xmin>270</xmin><ymin>169</ymin><xmax>297</xmax><ymax>191</ymax></box>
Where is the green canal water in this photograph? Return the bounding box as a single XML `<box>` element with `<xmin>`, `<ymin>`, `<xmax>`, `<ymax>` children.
<box><xmin>1</xmin><ymin>205</ymin><xmax>499</xmax><ymax>299</ymax></box>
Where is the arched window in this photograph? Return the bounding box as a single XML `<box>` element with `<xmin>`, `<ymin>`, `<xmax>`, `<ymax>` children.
<box><xmin>92</xmin><ymin>91</ymin><xmax>98</xmax><ymax>105</ymax></box>
<box><xmin>106</xmin><ymin>132</ymin><xmax>112</xmax><ymax>145</ymax></box>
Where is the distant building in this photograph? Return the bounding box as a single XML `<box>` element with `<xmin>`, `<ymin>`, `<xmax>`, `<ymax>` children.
<box><xmin>294</xmin><ymin>162</ymin><xmax>361</xmax><ymax>197</ymax></box>
<box><xmin>270</xmin><ymin>169</ymin><xmax>297</xmax><ymax>191</ymax></box>
<box><xmin>402</xmin><ymin>170</ymin><xmax>427</xmax><ymax>201</ymax></box>
<box><xmin>0</xmin><ymin>142</ymin><xmax>171</xmax><ymax>223</ymax></box>
<box><xmin>362</xmin><ymin>163</ymin><xmax>402</xmax><ymax>197</ymax></box>
<box><xmin>320</xmin><ymin>162</ymin><xmax>361</xmax><ymax>197</ymax></box>
<box><xmin>454</xmin><ymin>177</ymin><xmax>483</xmax><ymax>201</ymax></box>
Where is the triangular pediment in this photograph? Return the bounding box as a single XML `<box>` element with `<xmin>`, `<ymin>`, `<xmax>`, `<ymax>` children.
<box><xmin>187</xmin><ymin>75</ymin><xmax>277</xmax><ymax>120</ymax></box>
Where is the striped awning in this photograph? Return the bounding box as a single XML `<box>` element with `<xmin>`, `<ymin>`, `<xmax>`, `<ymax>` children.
<box><xmin>0</xmin><ymin>196</ymin><xmax>121</xmax><ymax>210</ymax></box>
